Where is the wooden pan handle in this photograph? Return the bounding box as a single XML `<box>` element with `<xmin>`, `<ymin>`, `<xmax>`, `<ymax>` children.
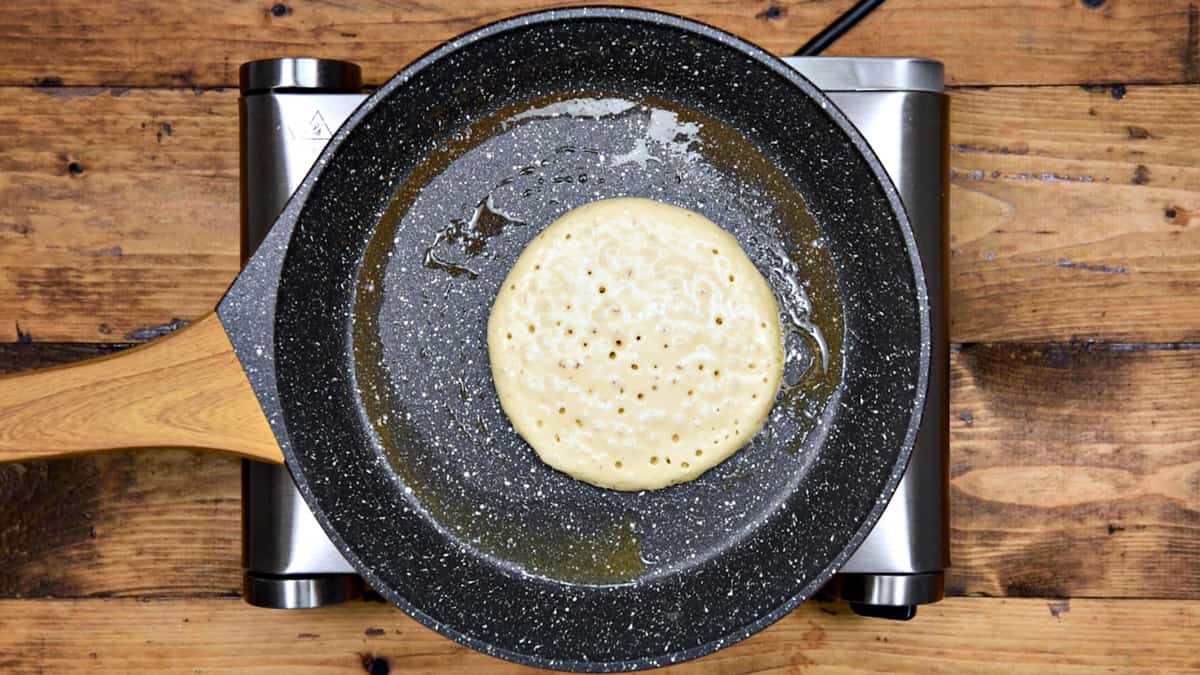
<box><xmin>0</xmin><ymin>312</ymin><xmax>283</xmax><ymax>464</ymax></box>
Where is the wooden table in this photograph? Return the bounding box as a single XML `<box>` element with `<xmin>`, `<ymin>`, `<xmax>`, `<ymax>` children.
<box><xmin>1</xmin><ymin>1</ymin><xmax>1197</xmax><ymax>672</ymax></box>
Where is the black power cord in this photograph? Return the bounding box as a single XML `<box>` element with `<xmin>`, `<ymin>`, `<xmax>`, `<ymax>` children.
<box><xmin>794</xmin><ymin>0</ymin><xmax>885</xmax><ymax>56</ymax></box>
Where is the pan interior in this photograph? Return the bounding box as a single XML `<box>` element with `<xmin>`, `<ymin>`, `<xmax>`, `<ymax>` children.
<box><xmin>353</xmin><ymin>92</ymin><xmax>844</xmax><ymax>585</ymax></box>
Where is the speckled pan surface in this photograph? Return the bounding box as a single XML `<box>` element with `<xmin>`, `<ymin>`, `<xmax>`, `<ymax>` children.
<box><xmin>218</xmin><ymin>7</ymin><xmax>929</xmax><ymax>671</ymax></box>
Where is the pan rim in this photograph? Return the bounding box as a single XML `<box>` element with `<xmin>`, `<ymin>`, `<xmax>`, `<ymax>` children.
<box><xmin>271</xmin><ymin>6</ymin><xmax>931</xmax><ymax>671</ymax></box>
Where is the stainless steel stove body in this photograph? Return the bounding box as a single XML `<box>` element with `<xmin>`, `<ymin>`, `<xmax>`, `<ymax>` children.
<box><xmin>240</xmin><ymin>56</ymin><xmax>948</xmax><ymax>618</ymax></box>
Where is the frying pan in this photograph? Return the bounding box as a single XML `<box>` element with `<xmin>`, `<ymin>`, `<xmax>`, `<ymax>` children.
<box><xmin>0</xmin><ymin>8</ymin><xmax>928</xmax><ymax>671</ymax></box>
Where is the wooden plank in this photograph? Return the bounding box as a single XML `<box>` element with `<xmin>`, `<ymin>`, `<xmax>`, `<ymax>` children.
<box><xmin>0</xmin><ymin>597</ymin><xmax>1196</xmax><ymax>673</ymax></box>
<box><xmin>0</xmin><ymin>86</ymin><xmax>239</xmax><ymax>342</ymax></box>
<box><xmin>2</xmin><ymin>344</ymin><xmax>1196</xmax><ymax>600</ymax></box>
<box><xmin>949</xmin><ymin>343</ymin><xmax>1200</xmax><ymax>598</ymax></box>
<box><xmin>3</xmin><ymin>84</ymin><xmax>1200</xmax><ymax>343</ymax></box>
<box><xmin>0</xmin><ymin>451</ymin><xmax>241</xmax><ymax>599</ymax></box>
<box><xmin>0</xmin><ymin>1</ymin><xmax>1197</xmax><ymax>88</ymax></box>
<box><xmin>950</xmin><ymin>84</ymin><xmax>1200</xmax><ymax>343</ymax></box>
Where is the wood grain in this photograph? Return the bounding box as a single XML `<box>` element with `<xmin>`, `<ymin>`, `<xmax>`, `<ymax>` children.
<box><xmin>0</xmin><ymin>1</ymin><xmax>1197</xmax><ymax>88</ymax></box>
<box><xmin>0</xmin><ymin>85</ymin><xmax>238</xmax><ymax>343</ymax></box>
<box><xmin>0</xmin><ymin>597</ymin><xmax>1195</xmax><ymax>674</ymax></box>
<box><xmin>949</xmin><ymin>343</ymin><xmax>1200</xmax><ymax>599</ymax></box>
<box><xmin>0</xmin><ymin>2</ymin><xmax>1195</xmax><ymax>670</ymax></box>
<box><xmin>950</xmin><ymin>84</ymin><xmax>1200</xmax><ymax>343</ymax></box>
<box><xmin>1</xmin><ymin>344</ymin><xmax>1196</xmax><ymax>599</ymax></box>
<box><xmin>3</xmin><ymin>84</ymin><xmax>1200</xmax><ymax>343</ymax></box>
<box><xmin>0</xmin><ymin>452</ymin><xmax>241</xmax><ymax>599</ymax></box>
<box><xmin>0</xmin><ymin>313</ymin><xmax>281</xmax><ymax>463</ymax></box>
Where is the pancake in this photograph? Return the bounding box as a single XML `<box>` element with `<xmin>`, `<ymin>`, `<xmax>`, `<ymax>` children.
<box><xmin>487</xmin><ymin>197</ymin><xmax>783</xmax><ymax>491</ymax></box>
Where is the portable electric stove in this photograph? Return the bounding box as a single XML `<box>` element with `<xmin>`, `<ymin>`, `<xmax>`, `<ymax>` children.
<box><xmin>239</xmin><ymin>56</ymin><xmax>948</xmax><ymax>619</ymax></box>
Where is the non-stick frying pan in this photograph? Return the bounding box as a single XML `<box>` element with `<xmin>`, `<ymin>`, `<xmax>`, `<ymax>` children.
<box><xmin>0</xmin><ymin>8</ymin><xmax>928</xmax><ymax>671</ymax></box>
